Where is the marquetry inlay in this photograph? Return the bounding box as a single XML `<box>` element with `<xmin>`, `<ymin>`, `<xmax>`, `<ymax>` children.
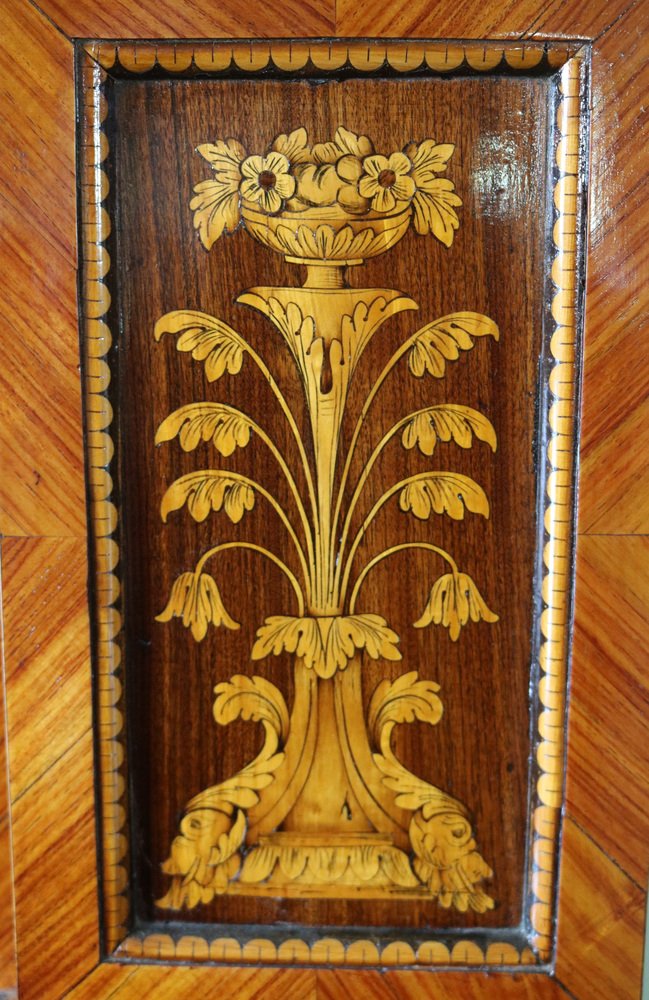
<box><xmin>77</xmin><ymin>39</ymin><xmax>589</xmax><ymax>968</ymax></box>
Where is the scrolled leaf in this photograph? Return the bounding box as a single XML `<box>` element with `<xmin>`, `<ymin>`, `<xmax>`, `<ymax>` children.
<box><xmin>369</xmin><ymin>670</ymin><xmax>443</xmax><ymax>746</ymax></box>
<box><xmin>213</xmin><ymin>675</ymin><xmax>289</xmax><ymax>742</ymax></box>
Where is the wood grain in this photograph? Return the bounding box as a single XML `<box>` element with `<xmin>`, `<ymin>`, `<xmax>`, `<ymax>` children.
<box><xmin>1</xmin><ymin>538</ymin><xmax>98</xmax><ymax>1000</ymax></box>
<box><xmin>0</xmin><ymin>602</ymin><xmax>16</xmax><ymax>992</ymax></box>
<box><xmin>64</xmin><ymin>964</ymin><xmax>317</xmax><ymax>1000</ymax></box>
<box><xmin>0</xmin><ymin>0</ymin><xmax>85</xmax><ymax>538</ymax></box>
<box><xmin>566</xmin><ymin>536</ymin><xmax>649</xmax><ymax>885</ymax></box>
<box><xmin>578</xmin><ymin>0</ymin><xmax>649</xmax><ymax>533</ymax></box>
<box><xmin>555</xmin><ymin>817</ymin><xmax>646</xmax><ymax>1000</ymax></box>
<box><xmin>108</xmin><ymin>67</ymin><xmax>546</xmax><ymax>935</ymax></box>
<box><xmin>2</xmin><ymin>539</ymin><xmax>91</xmax><ymax>798</ymax></box>
<box><xmin>32</xmin><ymin>0</ymin><xmax>335</xmax><ymax>39</ymax></box>
<box><xmin>0</xmin><ymin>0</ymin><xmax>647</xmax><ymax>997</ymax></box>
<box><xmin>317</xmin><ymin>969</ymin><xmax>570</xmax><ymax>998</ymax></box>
<box><xmin>335</xmin><ymin>0</ymin><xmax>554</xmax><ymax>40</ymax></box>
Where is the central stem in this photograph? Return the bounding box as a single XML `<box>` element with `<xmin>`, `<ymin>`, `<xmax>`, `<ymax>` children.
<box><xmin>302</xmin><ymin>263</ymin><xmax>347</xmax><ymax>289</ymax></box>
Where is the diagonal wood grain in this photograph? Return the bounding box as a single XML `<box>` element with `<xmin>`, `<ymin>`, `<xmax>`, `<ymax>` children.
<box><xmin>29</xmin><ymin>0</ymin><xmax>335</xmax><ymax>39</ymax></box>
<box><xmin>63</xmin><ymin>964</ymin><xmax>317</xmax><ymax>999</ymax></box>
<box><xmin>2</xmin><ymin>539</ymin><xmax>91</xmax><ymax>800</ymax></box>
<box><xmin>335</xmin><ymin>0</ymin><xmax>546</xmax><ymax>39</ymax></box>
<box><xmin>11</xmin><ymin>736</ymin><xmax>98</xmax><ymax>1000</ymax></box>
<box><xmin>0</xmin><ymin>0</ymin><xmax>85</xmax><ymax>537</ymax></box>
<box><xmin>0</xmin><ymin>592</ymin><xmax>16</xmax><ymax>993</ymax></box>
<box><xmin>317</xmin><ymin>969</ymin><xmax>569</xmax><ymax>998</ymax></box>
<box><xmin>577</xmin><ymin>0</ymin><xmax>649</xmax><ymax>533</ymax></box>
<box><xmin>555</xmin><ymin>817</ymin><xmax>646</xmax><ymax>1000</ymax></box>
<box><xmin>523</xmin><ymin>0</ymin><xmax>640</xmax><ymax>38</ymax></box>
<box><xmin>1</xmin><ymin>538</ymin><xmax>97</xmax><ymax>1000</ymax></box>
<box><xmin>566</xmin><ymin>536</ymin><xmax>649</xmax><ymax>886</ymax></box>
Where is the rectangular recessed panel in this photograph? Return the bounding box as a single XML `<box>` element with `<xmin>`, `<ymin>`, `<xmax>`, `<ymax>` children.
<box><xmin>77</xmin><ymin>40</ymin><xmax>588</xmax><ymax>969</ymax></box>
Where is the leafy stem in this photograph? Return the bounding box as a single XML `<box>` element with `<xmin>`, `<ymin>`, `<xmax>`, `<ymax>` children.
<box><xmin>329</xmin><ymin>333</ymin><xmax>418</xmax><ymax>601</ymax></box>
<box><xmin>243</xmin><ymin>340</ymin><xmax>318</xmax><ymax>534</ymax></box>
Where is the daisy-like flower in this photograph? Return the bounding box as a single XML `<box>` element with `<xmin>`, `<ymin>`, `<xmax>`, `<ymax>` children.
<box><xmin>358</xmin><ymin>152</ymin><xmax>415</xmax><ymax>213</ymax></box>
<box><xmin>240</xmin><ymin>152</ymin><xmax>296</xmax><ymax>214</ymax></box>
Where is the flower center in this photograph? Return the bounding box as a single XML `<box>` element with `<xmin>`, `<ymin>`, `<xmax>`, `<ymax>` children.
<box><xmin>259</xmin><ymin>170</ymin><xmax>277</xmax><ymax>190</ymax></box>
<box><xmin>378</xmin><ymin>168</ymin><xmax>397</xmax><ymax>189</ymax></box>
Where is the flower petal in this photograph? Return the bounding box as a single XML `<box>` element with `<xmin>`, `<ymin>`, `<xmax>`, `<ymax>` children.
<box><xmin>241</xmin><ymin>154</ymin><xmax>264</xmax><ymax>179</ymax></box>
<box><xmin>388</xmin><ymin>151</ymin><xmax>412</xmax><ymax>176</ymax></box>
<box><xmin>260</xmin><ymin>187</ymin><xmax>283</xmax><ymax>213</ymax></box>
<box><xmin>274</xmin><ymin>172</ymin><xmax>296</xmax><ymax>198</ymax></box>
<box><xmin>371</xmin><ymin>187</ymin><xmax>397</xmax><ymax>213</ymax></box>
<box><xmin>358</xmin><ymin>175</ymin><xmax>379</xmax><ymax>198</ymax></box>
<box><xmin>263</xmin><ymin>150</ymin><xmax>290</xmax><ymax>175</ymax></box>
<box><xmin>362</xmin><ymin>154</ymin><xmax>389</xmax><ymax>178</ymax></box>
<box><xmin>393</xmin><ymin>175</ymin><xmax>416</xmax><ymax>201</ymax></box>
<box><xmin>240</xmin><ymin>178</ymin><xmax>262</xmax><ymax>203</ymax></box>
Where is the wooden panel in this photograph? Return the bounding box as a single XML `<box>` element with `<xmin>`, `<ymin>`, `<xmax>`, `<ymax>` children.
<box><xmin>555</xmin><ymin>818</ymin><xmax>645</xmax><ymax>1000</ymax></box>
<box><xmin>0</xmin><ymin>601</ymin><xmax>16</xmax><ymax>992</ymax></box>
<box><xmin>64</xmin><ymin>964</ymin><xmax>317</xmax><ymax>999</ymax></box>
<box><xmin>317</xmin><ymin>969</ymin><xmax>570</xmax><ymax>998</ymax></box>
<box><xmin>110</xmin><ymin>66</ymin><xmax>545</xmax><ymax>936</ymax></box>
<box><xmin>33</xmin><ymin>0</ymin><xmax>335</xmax><ymax>38</ymax></box>
<box><xmin>0</xmin><ymin>0</ymin><xmax>84</xmax><ymax>538</ymax></box>
<box><xmin>2</xmin><ymin>539</ymin><xmax>91</xmax><ymax>799</ymax></box>
<box><xmin>1</xmin><ymin>538</ymin><xmax>98</xmax><ymax>1000</ymax></box>
<box><xmin>0</xmin><ymin>1</ymin><xmax>646</xmax><ymax>998</ymax></box>
<box><xmin>526</xmin><ymin>0</ymin><xmax>639</xmax><ymax>38</ymax></box>
<box><xmin>335</xmin><ymin>0</ymin><xmax>545</xmax><ymax>38</ymax></box>
<box><xmin>578</xmin><ymin>0</ymin><xmax>649</xmax><ymax>533</ymax></box>
<box><xmin>566</xmin><ymin>536</ymin><xmax>649</xmax><ymax>885</ymax></box>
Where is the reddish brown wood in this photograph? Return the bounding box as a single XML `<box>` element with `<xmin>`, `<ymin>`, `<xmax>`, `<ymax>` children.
<box><xmin>0</xmin><ymin>0</ymin><xmax>647</xmax><ymax>997</ymax></box>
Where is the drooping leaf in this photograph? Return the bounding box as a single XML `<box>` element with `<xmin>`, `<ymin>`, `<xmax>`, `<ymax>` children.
<box><xmin>411</xmin><ymin>178</ymin><xmax>462</xmax><ymax>244</ymax></box>
<box><xmin>154</xmin><ymin>311</ymin><xmax>245</xmax><ymax>382</ymax></box>
<box><xmin>408</xmin><ymin>312</ymin><xmax>499</xmax><ymax>379</ymax></box>
<box><xmin>413</xmin><ymin>571</ymin><xmax>499</xmax><ymax>641</ymax></box>
<box><xmin>251</xmin><ymin>613</ymin><xmax>401</xmax><ymax>679</ymax></box>
<box><xmin>155</xmin><ymin>571</ymin><xmax>240</xmax><ymax>640</ymax></box>
<box><xmin>213</xmin><ymin>675</ymin><xmax>289</xmax><ymax>743</ymax></box>
<box><xmin>398</xmin><ymin>473</ymin><xmax>489</xmax><ymax>521</ymax></box>
<box><xmin>401</xmin><ymin>405</ymin><xmax>497</xmax><ymax>456</ymax></box>
<box><xmin>160</xmin><ymin>471</ymin><xmax>255</xmax><ymax>524</ymax></box>
<box><xmin>369</xmin><ymin>670</ymin><xmax>443</xmax><ymax>746</ymax></box>
<box><xmin>155</xmin><ymin>403</ymin><xmax>253</xmax><ymax>456</ymax></box>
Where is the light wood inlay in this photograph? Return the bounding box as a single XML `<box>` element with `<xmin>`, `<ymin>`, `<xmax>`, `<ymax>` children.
<box><xmin>0</xmin><ymin>0</ymin><xmax>648</xmax><ymax>996</ymax></box>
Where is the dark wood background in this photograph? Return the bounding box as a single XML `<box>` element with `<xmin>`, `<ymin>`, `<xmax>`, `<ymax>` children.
<box><xmin>111</xmin><ymin>71</ymin><xmax>550</xmax><ymax>932</ymax></box>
